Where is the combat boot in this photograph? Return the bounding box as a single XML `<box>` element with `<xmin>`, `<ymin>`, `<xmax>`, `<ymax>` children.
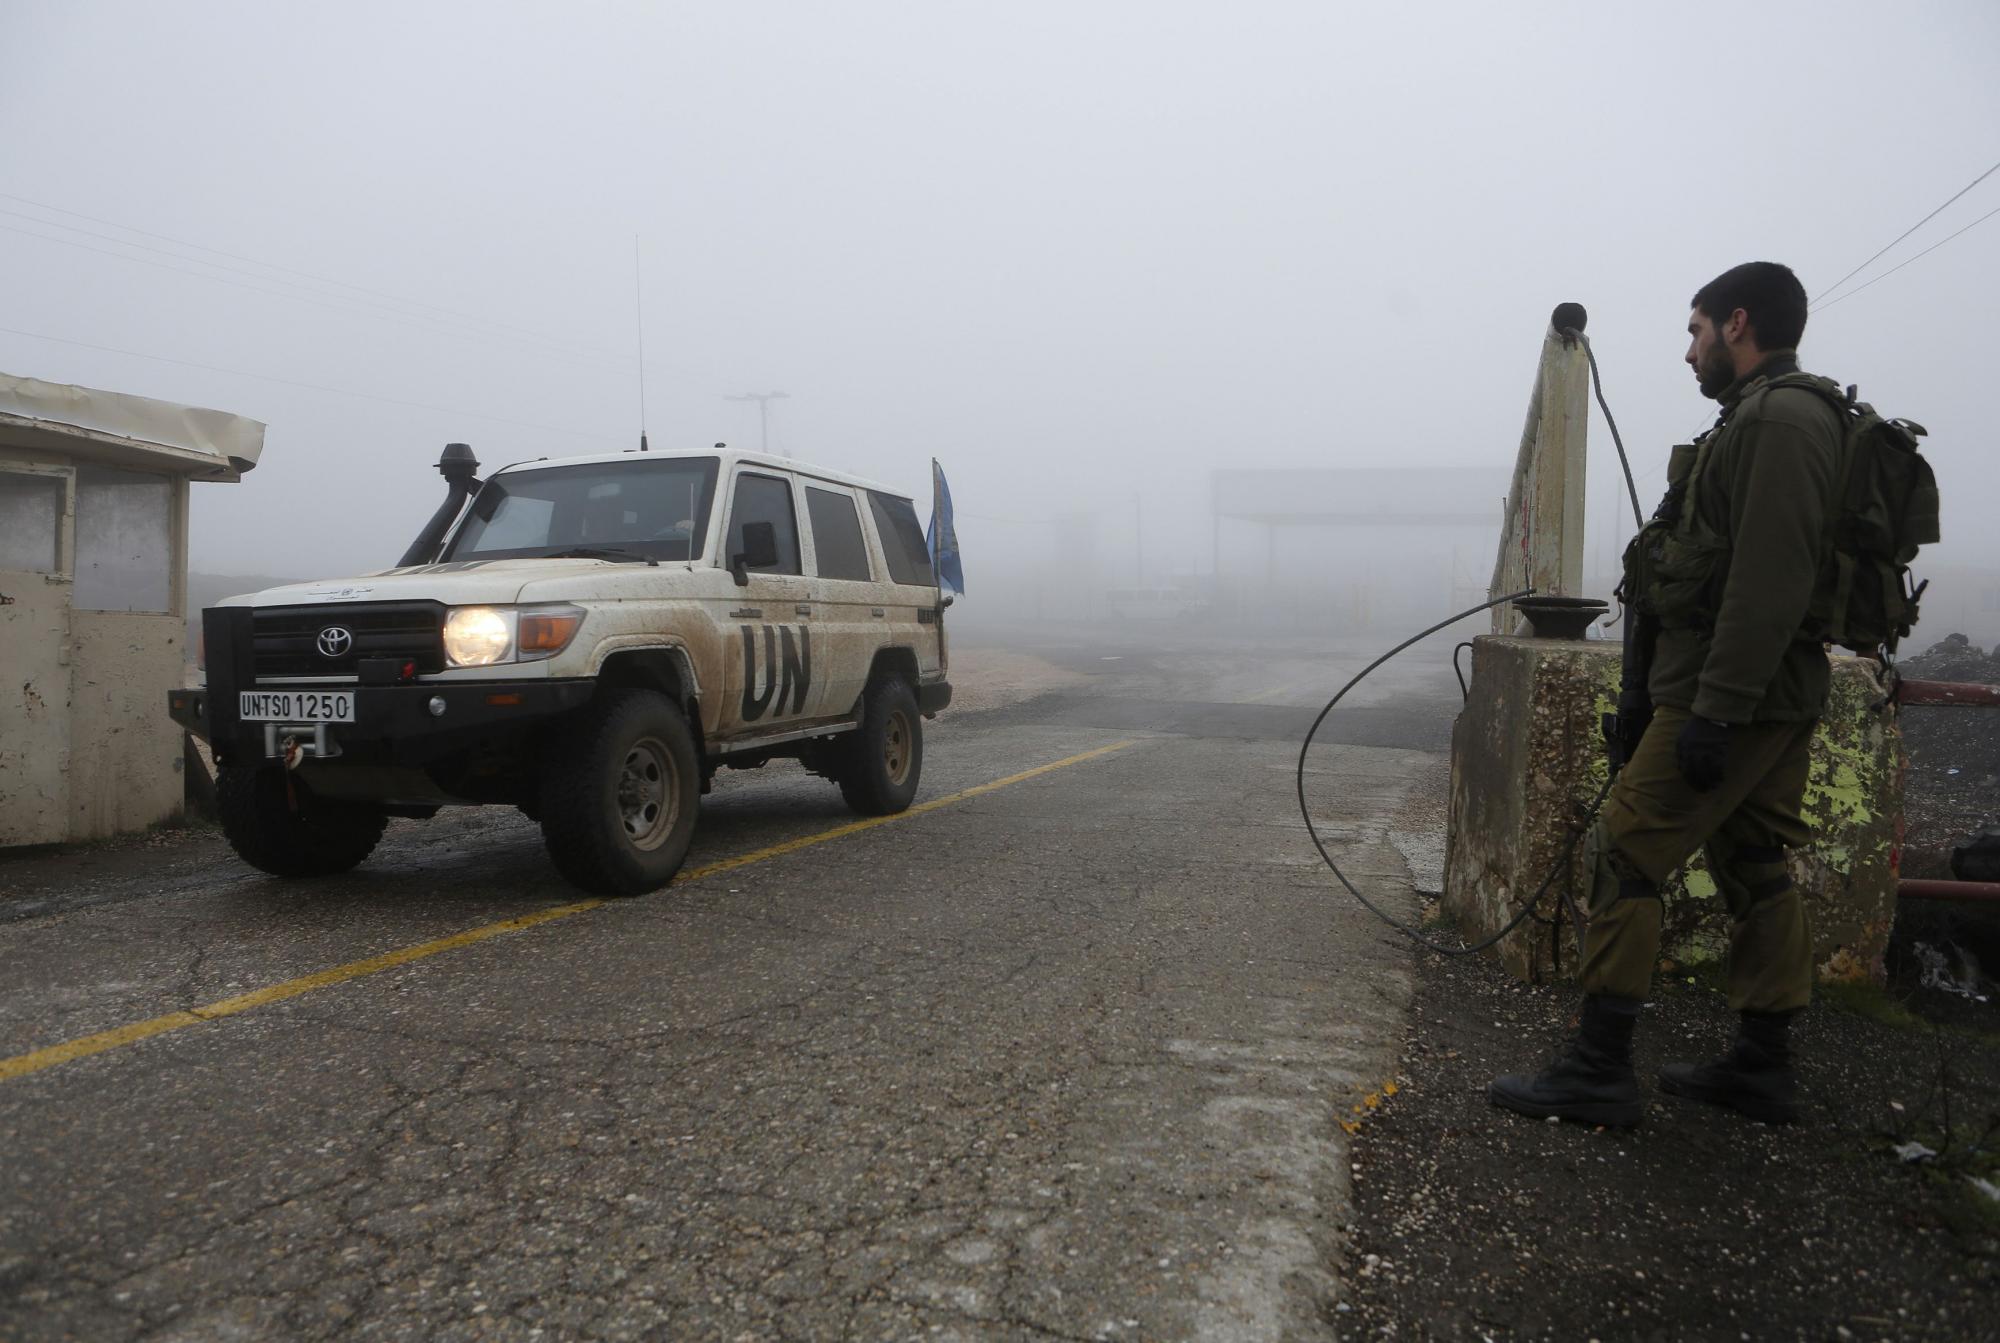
<box><xmin>1659</xmin><ymin>1010</ymin><xmax>1800</xmax><ymax>1124</ymax></box>
<box><xmin>1488</xmin><ymin>995</ymin><xmax>1643</xmax><ymax>1128</ymax></box>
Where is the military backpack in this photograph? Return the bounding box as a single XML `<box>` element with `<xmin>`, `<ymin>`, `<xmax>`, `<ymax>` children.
<box><xmin>1755</xmin><ymin>373</ymin><xmax>1940</xmax><ymax>655</ymax></box>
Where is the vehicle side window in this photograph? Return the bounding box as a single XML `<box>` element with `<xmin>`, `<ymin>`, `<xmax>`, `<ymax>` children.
<box><xmin>867</xmin><ymin>492</ymin><xmax>932</xmax><ymax>586</ymax></box>
<box><xmin>727</xmin><ymin>472</ymin><xmax>802</xmax><ymax>576</ymax></box>
<box><xmin>805</xmin><ymin>487</ymin><xmax>872</xmax><ymax>581</ymax></box>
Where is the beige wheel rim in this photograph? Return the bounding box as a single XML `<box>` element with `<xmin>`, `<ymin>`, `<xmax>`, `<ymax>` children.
<box><xmin>882</xmin><ymin>709</ymin><xmax>913</xmax><ymax>786</ymax></box>
<box><xmin>617</xmin><ymin>736</ymin><xmax>678</xmax><ymax>851</ymax></box>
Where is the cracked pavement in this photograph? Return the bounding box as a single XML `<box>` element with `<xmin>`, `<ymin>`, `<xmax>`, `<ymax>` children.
<box><xmin>0</xmin><ymin>623</ymin><xmax>1459</xmax><ymax>1341</ymax></box>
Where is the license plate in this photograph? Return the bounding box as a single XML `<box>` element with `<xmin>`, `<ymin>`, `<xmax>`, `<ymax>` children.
<box><xmin>238</xmin><ymin>690</ymin><xmax>356</xmax><ymax>723</ymax></box>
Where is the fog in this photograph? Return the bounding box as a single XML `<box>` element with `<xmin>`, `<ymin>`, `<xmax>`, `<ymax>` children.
<box><xmin>5</xmin><ymin>2</ymin><xmax>1998</xmax><ymax>640</ymax></box>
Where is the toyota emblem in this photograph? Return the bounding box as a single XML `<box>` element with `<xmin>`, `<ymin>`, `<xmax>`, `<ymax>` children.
<box><xmin>316</xmin><ymin>625</ymin><xmax>354</xmax><ymax>658</ymax></box>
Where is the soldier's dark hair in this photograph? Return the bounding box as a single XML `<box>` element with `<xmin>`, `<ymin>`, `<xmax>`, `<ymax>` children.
<box><xmin>1691</xmin><ymin>262</ymin><xmax>1808</xmax><ymax>350</ymax></box>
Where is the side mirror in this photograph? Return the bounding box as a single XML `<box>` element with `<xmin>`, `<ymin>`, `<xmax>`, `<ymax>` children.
<box><xmin>730</xmin><ymin>521</ymin><xmax>780</xmax><ymax>586</ymax></box>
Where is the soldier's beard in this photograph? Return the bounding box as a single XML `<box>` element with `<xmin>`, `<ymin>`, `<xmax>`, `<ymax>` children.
<box><xmin>1696</xmin><ymin>341</ymin><xmax>1737</xmax><ymax>399</ymax></box>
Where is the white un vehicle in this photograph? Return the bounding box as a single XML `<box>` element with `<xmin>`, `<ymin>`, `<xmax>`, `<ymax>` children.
<box><xmin>170</xmin><ymin>444</ymin><xmax>951</xmax><ymax>895</ymax></box>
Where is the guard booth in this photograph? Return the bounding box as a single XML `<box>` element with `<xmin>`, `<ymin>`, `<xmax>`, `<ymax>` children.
<box><xmin>0</xmin><ymin>372</ymin><xmax>263</xmax><ymax>845</ymax></box>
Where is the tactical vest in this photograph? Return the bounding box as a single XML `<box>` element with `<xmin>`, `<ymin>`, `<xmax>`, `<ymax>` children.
<box><xmin>1620</xmin><ymin>433</ymin><xmax>1724</xmax><ymax>633</ymax></box>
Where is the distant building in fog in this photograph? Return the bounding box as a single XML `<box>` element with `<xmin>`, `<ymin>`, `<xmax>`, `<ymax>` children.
<box><xmin>1210</xmin><ymin>467</ymin><xmax>1510</xmax><ymax>632</ymax></box>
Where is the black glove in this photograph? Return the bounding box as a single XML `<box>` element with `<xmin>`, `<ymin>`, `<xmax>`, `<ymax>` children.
<box><xmin>1675</xmin><ymin>716</ymin><xmax>1731</xmax><ymax>793</ymax></box>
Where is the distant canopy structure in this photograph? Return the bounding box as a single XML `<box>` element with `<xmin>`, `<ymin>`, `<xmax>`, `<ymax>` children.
<box><xmin>1205</xmin><ymin>465</ymin><xmax>1510</xmax><ymax>631</ymax></box>
<box><xmin>1209</xmin><ymin>466</ymin><xmax>1509</xmax><ymax>575</ymax></box>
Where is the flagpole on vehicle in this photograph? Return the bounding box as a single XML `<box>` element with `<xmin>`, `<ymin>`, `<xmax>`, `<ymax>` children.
<box><xmin>929</xmin><ymin>458</ymin><xmax>956</xmax><ymax>672</ymax></box>
<box><xmin>931</xmin><ymin>459</ymin><xmax>945</xmax><ymax>661</ymax></box>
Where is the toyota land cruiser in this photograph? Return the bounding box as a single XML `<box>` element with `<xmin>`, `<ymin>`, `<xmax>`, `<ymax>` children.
<box><xmin>168</xmin><ymin>444</ymin><xmax>951</xmax><ymax>895</ymax></box>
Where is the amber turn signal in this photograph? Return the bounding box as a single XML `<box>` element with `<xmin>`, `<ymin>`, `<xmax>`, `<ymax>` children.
<box><xmin>518</xmin><ymin>611</ymin><xmax>583</xmax><ymax>654</ymax></box>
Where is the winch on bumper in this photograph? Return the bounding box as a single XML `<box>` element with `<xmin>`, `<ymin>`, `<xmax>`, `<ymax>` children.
<box><xmin>169</xmin><ymin>607</ymin><xmax>594</xmax><ymax>770</ymax></box>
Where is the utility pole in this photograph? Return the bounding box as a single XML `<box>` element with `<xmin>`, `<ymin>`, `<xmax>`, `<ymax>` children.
<box><xmin>725</xmin><ymin>391</ymin><xmax>789</xmax><ymax>457</ymax></box>
<box><xmin>1133</xmin><ymin>492</ymin><xmax>1143</xmax><ymax>585</ymax></box>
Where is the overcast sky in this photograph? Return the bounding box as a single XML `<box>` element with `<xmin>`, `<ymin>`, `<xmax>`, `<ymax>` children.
<box><xmin>3</xmin><ymin>1</ymin><xmax>1996</xmax><ymax>596</ymax></box>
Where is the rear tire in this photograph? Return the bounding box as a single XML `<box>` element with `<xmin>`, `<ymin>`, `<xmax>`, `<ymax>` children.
<box><xmin>216</xmin><ymin>766</ymin><xmax>388</xmax><ymax>878</ymax></box>
<box><xmin>538</xmin><ymin>689</ymin><xmax>700</xmax><ymax>896</ymax></box>
<box><xmin>835</xmin><ymin>676</ymin><xmax>923</xmax><ymax>816</ymax></box>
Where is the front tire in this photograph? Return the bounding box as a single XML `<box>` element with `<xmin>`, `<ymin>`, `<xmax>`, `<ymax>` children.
<box><xmin>216</xmin><ymin>766</ymin><xmax>388</xmax><ymax>878</ymax></box>
<box><xmin>835</xmin><ymin>676</ymin><xmax>923</xmax><ymax>816</ymax></box>
<box><xmin>538</xmin><ymin>689</ymin><xmax>700</xmax><ymax>896</ymax></box>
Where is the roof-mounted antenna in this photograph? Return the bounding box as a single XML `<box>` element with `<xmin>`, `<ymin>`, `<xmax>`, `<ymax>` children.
<box><xmin>633</xmin><ymin>233</ymin><xmax>650</xmax><ymax>452</ymax></box>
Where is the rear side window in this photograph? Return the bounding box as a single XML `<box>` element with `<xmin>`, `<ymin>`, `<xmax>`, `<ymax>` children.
<box><xmin>867</xmin><ymin>492</ymin><xmax>932</xmax><ymax>587</ymax></box>
<box><xmin>805</xmin><ymin>486</ymin><xmax>872</xmax><ymax>581</ymax></box>
<box><xmin>727</xmin><ymin>472</ymin><xmax>802</xmax><ymax>575</ymax></box>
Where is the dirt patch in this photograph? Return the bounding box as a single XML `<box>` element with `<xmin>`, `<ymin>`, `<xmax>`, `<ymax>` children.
<box><xmin>944</xmin><ymin>647</ymin><xmax>1092</xmax><ymax>716</ymax></box>
<box><xmin>1340</xmin><ymin>943</ymin><xmax>1999</xmax><ymax>1339</ymax></box>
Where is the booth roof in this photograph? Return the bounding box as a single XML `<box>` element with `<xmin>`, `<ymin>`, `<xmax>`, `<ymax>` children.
<box><xmin>0</xmin><ymin>371</ymin><xmax>265</xmax><ymax>482</ymax></box>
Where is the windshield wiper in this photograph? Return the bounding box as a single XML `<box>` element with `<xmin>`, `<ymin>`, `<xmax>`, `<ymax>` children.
<box><xmin>544</xmin><ymin>547</ymin><xmax>659</xmax><ymax>566</ymax></box>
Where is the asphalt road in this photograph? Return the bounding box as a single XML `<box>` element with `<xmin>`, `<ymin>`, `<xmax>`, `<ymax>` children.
<box><xmin>0</xmin><ymin>620</ymin><xmax>1465</xmax><ymax>1342</ymax></box>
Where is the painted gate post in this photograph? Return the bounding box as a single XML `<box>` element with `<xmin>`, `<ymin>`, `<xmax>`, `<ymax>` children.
<box><xmin>1490</xmin><ymin>307</ymin><xmax>1591</xmax><ymax>633</ymax></box>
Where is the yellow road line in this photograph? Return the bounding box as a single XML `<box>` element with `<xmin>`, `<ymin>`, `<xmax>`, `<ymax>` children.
<box><xmin>679</xmin><ymin>739</ymin><xmax>1135</xmax><ymax>882</ymax></box>
<box><xmin>1244</xmin><ymin>680</ymin><xmax>1307</xmax><ymax>704</ymax></box>
<box><xmin>0</xmin><ymin>901</ymin><xmax>601</xmax><ymax>1083</ymax></box>
<box><xmin>0</xmin><ymin>739</ymin><xmax>1137</xmax><ymax>1085</ymax></box>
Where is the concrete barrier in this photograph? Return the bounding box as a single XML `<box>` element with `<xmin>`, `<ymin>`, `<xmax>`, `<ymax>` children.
<box><xmin>1443</xmin><ymin>635</ymin><xmax>1901</xmax><ymax>987</ymax></box>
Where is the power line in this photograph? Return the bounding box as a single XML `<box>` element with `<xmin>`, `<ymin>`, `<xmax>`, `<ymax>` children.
<box><xmin>1814</xmin><ymin>202</ymin><xmax>2000</xmax><ymax>312</ymax></box>
<box><xmin>1653</xmin><ymin>189</ymin><xmax>2000</xmax><ymax>439</ymax></box>
<box><xmin>1811</xmin><ymin>157</ymin><xmax>2000</xmax><ymax>304</ymax></box>
<box><xmin>0</xmin><ymin>323</ymin><xmax>625</xmax><ymax>446</ymax></box>
<box><xmin>0</xmin><ymin>218</ymin><xmax>630</xmax><ymax>376</ymax></box>
<box><xmin>0</xmin><ymin>190</ymin><xmax>629</xmax><ymax>361</ymax></box>
<box><xmin>0</xmin><ymin>205</ymin><xmax>627</xmax><ymax>368</ymax></box>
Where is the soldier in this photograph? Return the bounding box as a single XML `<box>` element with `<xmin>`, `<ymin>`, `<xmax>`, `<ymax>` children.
<box><xmin>1490</xmin><ymin>261</ymin><xmax>1844</xmax><ymax>1128</ymax></box>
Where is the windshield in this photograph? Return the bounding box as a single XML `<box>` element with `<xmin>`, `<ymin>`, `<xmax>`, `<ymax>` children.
<box><xmin>443</xmin><ymin>456</ymin><xmax>719</xmax><ymax>563</ymax></box>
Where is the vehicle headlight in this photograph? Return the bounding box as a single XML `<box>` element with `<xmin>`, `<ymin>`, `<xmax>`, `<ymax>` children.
<box><xmin>442</xmin><ymin>604</ymin><xmax>584</xmax><ymax>668</ymax></box>
<box><xmin>443</xmin><ymin>607</ymin><xmax>513</xmax><ymax>667</ymax></box>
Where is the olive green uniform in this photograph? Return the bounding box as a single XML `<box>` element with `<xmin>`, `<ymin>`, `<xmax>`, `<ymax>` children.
<box><xmin>1579</xmin><ymin>353</ymin><xmax>1844</xmax><ymax>1014</ymax></box>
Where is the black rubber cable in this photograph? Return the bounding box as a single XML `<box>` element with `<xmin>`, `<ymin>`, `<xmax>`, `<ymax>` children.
<box><xmin>1299</xmin><ymin>322</ymin><xmax>1653</xmax><ymax>957</ymax></box>
<box><xmin>1566</xmin><ymin>329</ymin><xmax>1645</xmax><ymax>532</ymax></box>
<box><xmin>1451</xmin><ymin>640</ymin><xmax>1475</xmax><ymax>703</ymax></box>
<box><xmin>1294</xmin><ymin>590</ymin><xmax>1603</xmax><ymax>957</ymax></box>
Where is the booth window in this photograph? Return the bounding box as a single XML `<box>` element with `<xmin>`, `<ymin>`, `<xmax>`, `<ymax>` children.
<box><xmin>74</xmin><ymin>466</ymin><xmax>172</xmax><ymax>612</ymax></box>
<box><xmin>0</xmin><ymin>472</ymin><xmax>63</xmax><ymax>574</ymax></box>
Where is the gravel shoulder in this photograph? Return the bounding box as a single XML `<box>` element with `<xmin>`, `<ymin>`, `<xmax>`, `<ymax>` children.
<box><xmin>1342</xmin><ymin>949</ymin><xmax>1998</xmax><ymax>1340</ymax></box>
<box><xmin>1897</xmin><ymin>634</ymin><xmax>2000</xmax><ymax>880</ymax></box>
<box><xmin>1338</xmin><ymin>642</ymin><xmax>2000</xmax><ymax>1341</ymax></box>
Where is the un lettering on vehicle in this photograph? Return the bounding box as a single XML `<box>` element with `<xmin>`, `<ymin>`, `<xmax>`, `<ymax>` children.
<box><xmin>739</xmin><ymin>624</ymin><xmax>811</xmax><ymax>722</ymax></box>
